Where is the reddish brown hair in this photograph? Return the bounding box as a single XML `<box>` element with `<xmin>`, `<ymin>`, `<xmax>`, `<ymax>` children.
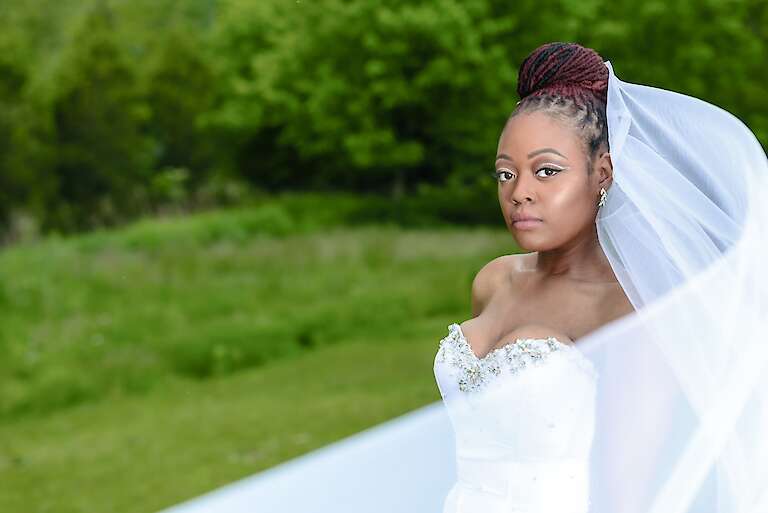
<box><xmin>512</xmin><ymin>42</ymin><xmax>609</xmax><ymax>170</ymax></box>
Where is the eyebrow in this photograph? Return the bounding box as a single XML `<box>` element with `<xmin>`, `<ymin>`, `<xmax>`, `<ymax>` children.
<box><xmin>495</xmin><ymin>148</ymin><xmax>568</xmax><ymax>162</ymax></box>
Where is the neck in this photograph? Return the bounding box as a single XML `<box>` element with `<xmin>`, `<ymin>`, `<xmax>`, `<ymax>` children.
<box><xmin>534</xmin><ymin>225</ymin><xmax>616</xmax><ymax>283</ymax></box>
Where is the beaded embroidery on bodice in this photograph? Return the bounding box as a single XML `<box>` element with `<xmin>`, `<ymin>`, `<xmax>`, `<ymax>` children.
<box><xmin>433</xmin><ymin>322</ymin><xmax>599</xmax><ymax>513</ymax></box>
<box><xmin>435</xmin><ymin>322</ymin><xmax>596</xmax><ymax>393</ymax></box>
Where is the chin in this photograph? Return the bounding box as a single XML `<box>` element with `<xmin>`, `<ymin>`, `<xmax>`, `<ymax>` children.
<box><xmin>511</xmin><ymin>236</ymin><xmax>542</xmax><ymax>252</ymax></box>
<box><xmin>510</xmin><ymin>231</ymin><xmax>559</xmax><ymax>252</ymax></box>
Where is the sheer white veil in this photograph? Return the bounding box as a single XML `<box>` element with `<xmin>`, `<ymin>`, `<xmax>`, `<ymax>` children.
<box><xmin>577</xmin><ymin>60</ymin><xmax>768</xmax><ymax>512</ymax></box>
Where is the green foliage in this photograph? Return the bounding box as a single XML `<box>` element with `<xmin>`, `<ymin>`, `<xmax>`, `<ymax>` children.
<box><xmin>209</xmin><ymin>0</ymin><xmax>518</xmax><ymax>191</ymax></box>
<box><xmin>144</xmin><ymin>30</ymin><xmax>217</xmax><ymax>191</ymax></box>
<box><xmin>579</xmin><ymin>0</ymin><xmax>768</xmax><ymax>145</ymax></box>
<box><xmin>48</xmin><ymin>4</ymin><xmax>154</xmax><ymax>231</ymax></box>
<box><xmin>0</xmin><ymin>328</ymin><xmax>444</xmax><ymax>513</ymax></box>
<box><xmin>0</xmin><ymin>41</ymin><xmax>30</xmax><ymax>223</ymax></box>
<box><xmin>0</xmin><ymin>0</ymin><xmax>766</xmax><ymax>238</ymax></box>
<box><xmin>0</xmin><ymin>36</ymin><xmax>54</xmax><ymax>236</ymax></box>
<box><xmin>209</xmin><ymin>0</ymin><xmax>768</xmax><ymax>194</ymax></box>
<box><xmin>0</xmin><ymin>192</ymin><xmax>512</xmax><ymax>420</ymax></box>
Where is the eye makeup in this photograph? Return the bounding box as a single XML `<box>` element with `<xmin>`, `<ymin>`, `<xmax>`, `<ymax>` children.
<box><xmin>492</xmin><ymin>164</ymin><xmax>566</xmax><ymax>182</ymax></box>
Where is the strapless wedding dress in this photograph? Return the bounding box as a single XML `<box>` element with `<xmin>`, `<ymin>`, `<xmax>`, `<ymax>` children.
<box><xmin>433</xmin><ymin>322</ymin><xmax>598</xmax><ymax>513</ymax></box>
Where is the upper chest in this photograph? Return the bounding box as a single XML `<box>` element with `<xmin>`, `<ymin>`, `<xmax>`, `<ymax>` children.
<box><xmin>471</xmin><ymin>275</ymin><xmax>631</xmax><ymax>350</ymax></box>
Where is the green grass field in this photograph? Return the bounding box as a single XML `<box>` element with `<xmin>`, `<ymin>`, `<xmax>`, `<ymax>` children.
<box><xmin>0</xmin><ymin>193</ymin><xmax>516</xmax><ymax>512</ymax></box>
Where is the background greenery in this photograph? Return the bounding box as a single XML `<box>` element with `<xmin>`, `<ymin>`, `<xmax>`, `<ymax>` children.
<box><xmin>1</xmin><ymin>0</ymin><xmax>766</xmax><ymax>511</ymax></box>
<box><xmin>0</xmin><ymin>192</ymin><xmax>515</xmax><ymax>512</ymax></box>
<box><xmin>0</xmin><ymin>191</ymin><xmax>508</xmax><ymax>421</ymax></box>
<box><xmin>0</xmin><ymin>0</ymin><xmax>765</xmax><ymax>239</ymax></box>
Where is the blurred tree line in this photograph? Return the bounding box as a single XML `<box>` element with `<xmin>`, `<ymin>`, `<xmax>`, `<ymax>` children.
<box><xmin>0</xmin><ymin>0</ymin><xmax>765</xmax><ymax>240</ymax></box>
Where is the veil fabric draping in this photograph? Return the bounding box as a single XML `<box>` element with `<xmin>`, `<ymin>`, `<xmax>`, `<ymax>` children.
<box><xmin>575</xmin><ymin>60</ymin><xmax>768</xmax><ymax>513</ymax></box>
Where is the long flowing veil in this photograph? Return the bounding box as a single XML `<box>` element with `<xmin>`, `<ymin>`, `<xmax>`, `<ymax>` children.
<box><xmin>577</xmin><ymin>60</ymin><xmax>768</xmax><ymax>513</ymax></box>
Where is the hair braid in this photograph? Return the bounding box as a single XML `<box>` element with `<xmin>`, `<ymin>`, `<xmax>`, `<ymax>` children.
<box><xmin>513</xmin><ymin>42</ymin><xmax>609</xmax><ymax>171</ymax></box>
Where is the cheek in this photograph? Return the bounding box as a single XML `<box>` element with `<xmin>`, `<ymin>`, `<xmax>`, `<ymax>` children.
<box><xmin>546</xmin><ymin>182</ymin><xmax>595</xmax><ymax>225</ymax></box>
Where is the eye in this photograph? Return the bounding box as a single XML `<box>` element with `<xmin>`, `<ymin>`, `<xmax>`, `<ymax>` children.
<box><xmin>535</xmin><ymin>167</ymin><xmax>562</xmax><ymax>178</ymax></box>
<box><xmin>493</xmin><ymin>168</ymin><xmax>517</xmax><ymax>183</ymax></box>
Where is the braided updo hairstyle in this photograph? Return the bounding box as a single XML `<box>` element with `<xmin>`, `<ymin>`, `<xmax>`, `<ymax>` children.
<box><xmin>513</xmin><ymin>42</ymin><xmax>609</xmax><ymax>174</ymax></box>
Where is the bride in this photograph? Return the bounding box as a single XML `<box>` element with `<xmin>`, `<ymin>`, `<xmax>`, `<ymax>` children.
<box><xmin>434</xmin><ymin>42</ymin><xmax>768</xmax><ymax>513</ymax></box>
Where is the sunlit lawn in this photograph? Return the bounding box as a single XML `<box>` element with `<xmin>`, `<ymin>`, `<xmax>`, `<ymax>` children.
<box><xmin>0</xmin><ymin>200</ymin><xmax>515</xmax><ymax>512</ymax></box>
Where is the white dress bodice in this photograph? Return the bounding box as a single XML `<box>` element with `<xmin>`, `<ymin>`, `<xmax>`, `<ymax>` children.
<box><xmin>433</xmin><ymin>322</ymin><xmax>598</xmax><ymax>513</ymax></box>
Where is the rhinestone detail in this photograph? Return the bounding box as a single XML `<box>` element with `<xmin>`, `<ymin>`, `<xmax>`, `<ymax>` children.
<box><xmin>436</xmin><ymin>323</ymin><xmax>595</xmax><ymax>392</ymax></box>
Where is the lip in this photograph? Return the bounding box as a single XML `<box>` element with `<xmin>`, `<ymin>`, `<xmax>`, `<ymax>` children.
<box><xmin>511</xmin><ymin>211</ymin><xmax>542</xmax><ymax>222</ymax></box>
<box><xmin>510</xmin><ymin>213</ymin><xmax>543</xmax><ymax>230</ymax></box>
<box><xmin>512</xmin><ymin>219</ymin><xmax>543</xmax><ymax>230</ymax></box>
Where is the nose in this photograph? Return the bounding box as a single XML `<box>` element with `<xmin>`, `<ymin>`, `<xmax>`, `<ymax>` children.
<box><xmin>506</xmin><ymin>173</ymin><xmax>536</xmax><ymax>205</ymax></box>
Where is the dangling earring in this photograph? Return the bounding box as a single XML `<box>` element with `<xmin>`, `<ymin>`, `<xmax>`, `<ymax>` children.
<box><xmin>598</xmin><ymin>187</ymin><xmax>608</xmax><ymax>207</ymax></box>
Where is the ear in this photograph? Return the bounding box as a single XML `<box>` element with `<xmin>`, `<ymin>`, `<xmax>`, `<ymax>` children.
<box><xmin>595</xmin><ymin>151</ymin><xmax>613</xmax><ymax>188</ymax></box>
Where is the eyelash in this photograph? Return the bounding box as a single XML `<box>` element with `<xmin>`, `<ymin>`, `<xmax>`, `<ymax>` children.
<box><xmin>491</xmin><ymin>167</ymin><xmax>562</xmax><ymax>182</ymax></box>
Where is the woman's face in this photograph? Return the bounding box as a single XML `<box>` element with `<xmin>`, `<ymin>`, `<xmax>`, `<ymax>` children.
<box><xmin>495</xmin><ymin>110</ymin><xmax>611</xmax><ymax>251</ymax></box>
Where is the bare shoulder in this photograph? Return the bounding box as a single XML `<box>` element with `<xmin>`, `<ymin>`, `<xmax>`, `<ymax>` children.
<box><xmin>471</xmin><ymin>253</ymin><xmax>533</xmax><ymax>317</ymax></box>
